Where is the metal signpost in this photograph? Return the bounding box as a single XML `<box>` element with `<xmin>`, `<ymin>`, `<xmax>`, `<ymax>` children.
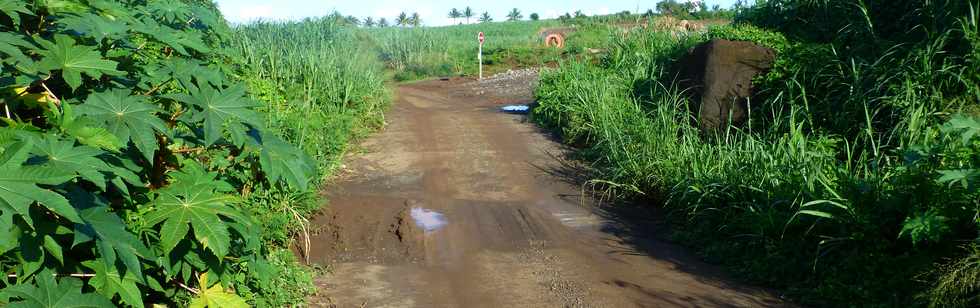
<box><xmin>478</xmin><ymin>32</ymin><xmax>485</xmax><ymax>80</ymax></box>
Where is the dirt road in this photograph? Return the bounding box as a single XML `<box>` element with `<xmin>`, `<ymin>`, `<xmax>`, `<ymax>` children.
<box><xmin>305</xmin><ymin>73</ymin><xmax>789</xmax><ymax>307</ymax></box>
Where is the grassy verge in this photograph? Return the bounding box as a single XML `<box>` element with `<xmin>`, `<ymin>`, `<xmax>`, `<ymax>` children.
<box><xmin>533</xmin><ymin>2</ymin><xmax>980</xmax><ymax>306</ymax></box>
<box><xmin>230</xmin><ymin>16</ymin><xmax>391</xmax><ymax>305</ymax></box>
<box><xmin>368</xmin><ymin>21</ymin><xmax>567</xmax><ymax>80</ymax></box>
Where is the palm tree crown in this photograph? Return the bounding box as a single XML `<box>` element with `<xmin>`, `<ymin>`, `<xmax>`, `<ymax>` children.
<box><xmin>479</xmin><ymin>11</ymin><xmax>492</xmax><ymax>23</ymax></box>
<box><xmin>463</xmin><ymin>7</ymin><xmax>474</xmax><ymax>24</ymax></box>
<box><xmin>396</xmin><ymin>12</ymin><xmax>408</xmax><ymax>26</ymax></box>
<box><xmin>506</xmin><ymin>8</ymin><xmax>523</xmax><ymax>21</ymax></box>
<box><xmin>449</xmin><ymin>8</ymin><xmax>461</xmax><ymax>24</ymax></box>
<box><xmin>410</xmin><ymin>12</ymin><xmax>421</xmax><ymax>27</ymax></box>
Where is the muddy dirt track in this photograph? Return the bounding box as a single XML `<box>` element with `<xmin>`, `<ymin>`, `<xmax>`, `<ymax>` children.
<box><xmin>305</xmin><ymin>75</ymin><xmax>790</xmax><ymax>308</ymax></box>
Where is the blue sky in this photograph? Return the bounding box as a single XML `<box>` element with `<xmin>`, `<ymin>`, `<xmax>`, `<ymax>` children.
<box><xmin>214</xmin><ymin>0</ymin><xmax>741</xmax><ymax>25</ymax></box>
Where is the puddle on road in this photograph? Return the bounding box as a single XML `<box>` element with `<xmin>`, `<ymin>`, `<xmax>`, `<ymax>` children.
<box><xmin>500</xmin><ymin>105</ymin><xmax>530</xmax><ymax>114</ymax></box>
<box><xmin>410</xmin><ymin>208</ymin><xmax>448</xmax><ymax>232</ymax></box>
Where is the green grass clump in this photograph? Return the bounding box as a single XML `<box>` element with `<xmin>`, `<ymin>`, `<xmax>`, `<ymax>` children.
<box><xmin>533</xmin><ymin>1</ymin><xmax>980</xmax><ymax>306</ymax></box>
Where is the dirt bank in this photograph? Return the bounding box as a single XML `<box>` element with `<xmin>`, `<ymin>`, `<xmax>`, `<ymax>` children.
<box><xmin>304</xmin><ymin>73</ymin><xmax>791</xmax><ymax>307</ymax></box>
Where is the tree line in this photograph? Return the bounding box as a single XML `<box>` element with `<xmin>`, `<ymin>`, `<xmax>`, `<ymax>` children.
<box><xmin>340</xmin><ymin>2</ymin><xmax>733</xmax><ymax>28</ymax></box>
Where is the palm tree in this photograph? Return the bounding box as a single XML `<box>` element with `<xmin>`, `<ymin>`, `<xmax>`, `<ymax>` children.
<box><xmin>479</xmin><ymin>12</ymin><xmax>492</xmax><ymax>23</ymax></box>
<box><xmin>529</xmin><ymin>13</ymin><xmax>540</xmax><ymax>21</ymax></box>
<box><xmin>396</xmin><ymin>12</ymin><xmax>409</xmax><ymax>27</ymax></box>
<box><xmin>410</xmin><ymin>12</ymin><xmax>421</xmax><ymax>27</ymax></box>
<box><xmin>463</xmin><ymin>7</ymin><xmax>474</xmax><ymax>24</ymax></box>
<box><xmin>506</xmin><ymin>8</ymin><xmax>522</xmax><ymax>21</ymax></box>
<box><xmin>345</xmin><ymin>15</ymin><xmax>360</xmax><ymax>26</ymax></box>
<box><xmin>363</xmin><ymin>17</ymin><xmax>375</xmax><ymax>27</ymax></box>
<box><xmin>449</xmin><ymin>8</ymin><xmax>462</xmax><ymax>24</ymax></box>
<box><xmin>378</xmin><ymin>18</ymin><xmax>390</xmax><ymax>27</ymax></box>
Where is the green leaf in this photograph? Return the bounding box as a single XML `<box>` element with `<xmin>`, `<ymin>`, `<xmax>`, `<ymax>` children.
<box><xmin>73</xmin><ymin>205</ymin><xmax>152</xmax><ymax>284</ymax></box>
<box><xmin>259</xmin><ymin>133</ymin><xmax>316</xmax><ymax>191</ymax></box>
<box><xmin>0</xmin><ymin>210</ymin><xmax>19</xmax><ymax>255</ymax></box>
<box><xmin>0</xmin><ymin>32</ymin><xmax>34</xmax><ymax>66</ymax></box>
<box><xmin>35</xmin><ymin>0</ymin><xmax>88</xmax><ymax>15</ymax></box>
<box><xmin>82</xmin><ymin>261</ymin><xmax>144</xmax><ymax>308</ymax></box>
<box><xmin>134</xmin><ymin>22</ymin><xmax>209</xmax><ymax>56</ymax></box>
<box><xmin>56</xmin><ymin>13</ymin><xmax>129</xmax><ymax>42</ymax></box>
<box><xmin>0</xmin><ymin>139</ymin><xmax>79</xmax><ymax>224</ymax></box>
<box><xmin>188</xmin><ymin>272</ymin><xmax>248</xmax><ymax>308</ymax></box>
<box><xmin>145</xmin><ymin>162</ymin><xmax>244</xmax><ymax>258</ymax></box>
<box><xmin>169</xmin><ymin>84</ymin><xmax>261</xmax><ymax>146</ymax></box>
<box><xmin>944</xmin><ymin>114</ymin><xmax>980</xmax><ymax>145</ymax></box>
<box><xmin>938</xmin><ymin>169</ymin><xmax>979</xmax><ymax>189</ymax></box>
<box><xmin>32</xmin><ymin>135</ymin><xmax>114</xmax><ymax>190</ymax></box>
<box><xmin>42</xmin><ymin>235</ymin><xmax>63</xmax><ymax>265</ymax></box>
<box><xmin>797</xmin><ymin>210</ymin><xmax>835</xmax><ymax>219</ymax></box>
<box><xmin>77</xmin><ymin>89</ymin><xmax>168</xmax><ymax>161</ymax></box>
<box><xmin>0</xmin><ymin>0</ymin><xmax>32</xmax><ymax>26</ymax></box>
<box><xmin>159</xmin><ymin>59</ymin><xmax>226</xmax><ymax>89</ymax></box>
<box><xmin>36</xmin><ymin>35</ymin><xmax>123</xmax><ymax>90</ymax></box>
<box><xmin>1</xmin><ymin>269</ymin><xmax>115</xmax><ymax>308</ymax></box>
<box><xmin>147</xmin><ymin>0</ymin><xmax>192</xmax><ymax>23</ymax></box>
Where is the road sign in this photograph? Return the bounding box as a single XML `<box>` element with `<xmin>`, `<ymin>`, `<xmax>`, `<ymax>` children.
<box><xmin>478</xmin><ymin>32</ymin><xmax>485</xmax><ymax>44</ymax></box>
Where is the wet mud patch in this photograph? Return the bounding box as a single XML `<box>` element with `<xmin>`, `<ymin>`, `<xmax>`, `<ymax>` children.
<box><xmin>307</xmin><ymin>196</ymin><xmax>428</xmax><ymax>265</ymax></box>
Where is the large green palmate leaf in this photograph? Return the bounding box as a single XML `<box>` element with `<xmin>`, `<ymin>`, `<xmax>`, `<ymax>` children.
<box><xmin>36</xmin><ymin>34</ymin><xmax>123</xmax><ymax>90</ymax></box>
<box><xmin>1</xmin><ymin>270</ymin><xmax>115</xmax><ymax>308</ymax></box>
<box><xmin>56</xmin><ymin>12</ymin><xmax>129</xmax><ymax>42</ymax></box>
<box><xmin>135</xmin><ymin>21</ymin><xmax>210</xmax><ymax>56</ymax></box>
<box><xmin>168</xmin><ymin>84</ymin><xmax>261</xmax><ymax>146</ymax></box>
<box><xmin>0</xmin><ymin>0</ymin><xmax>32</xmax><ymax>26</ymax></box>
<box><xmin>944</xmin><ymin>114</ymin><xmax>980</xmax><ymax>145</ymax></box>
<box><xmin>31</xmin><ymin>135</ymin><xmax>115</xmax><ymax>190</ymax></box>
<box><xmin>187</xmin><ymin>272</ymin><xmax>248</xmax><ymax>308</ymax></box>
<box><xmin>259</xmin><ymin>133</ymin><xmax>316</xmax><ymax>191</ymax></box>
<box><xmin>72</xmin><ymin>204</ymin><xmax>153</xmax><ymax>286</ymax></box>
<box><xmin>82</xmin><ymin>261</ymin><xmax>143</xmax><ymax>308</ymax></box>
<box><xmin>0</xmin><ymin>32</ymin><xmax>33</xmax><ymax>65</ymax></box>
<box><xmin>57</xmin><ymin>109</ymin><xmax>126</xmax><ymax>153</ymax></box>
<box><xmin>76</xmin><ymin>89</ymin><xmax>169</xmax><ymax>162</ymax></box>
<box><xmin>0</xmin><ymin>139</ymin><xmax>80</xmax><ymax>225</ymax></box>
<box><xmin>147</xmin><ymin>0</ymin><xmax>192</xmax><ymax>24</ymax></box>
<box><xmin>34</xmin><ymin>0</ymin><xmax>88</xmax><ymax>15</ymax></box>
<box><xmin>145</xmin><ymin>162</ymin><xmax>247</xmax><ymax>258</ymax></box>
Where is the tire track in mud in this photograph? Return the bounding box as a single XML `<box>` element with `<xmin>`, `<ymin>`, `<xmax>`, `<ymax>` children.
<box><xmin>305</xmin><ymin>77</ymin><xmax>792</xmax><ymax>308</ymax></box>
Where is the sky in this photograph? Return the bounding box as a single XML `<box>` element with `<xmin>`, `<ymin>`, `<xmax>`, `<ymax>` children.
<box><xmin>214</xmin><ymin>0</ymin><xmax>742</xmax><ymax>25</ymax></box>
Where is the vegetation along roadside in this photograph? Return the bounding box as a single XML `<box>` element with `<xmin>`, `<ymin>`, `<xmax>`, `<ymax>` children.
<box><xmin>0</xmin><ymin>1</ymin><xmax>388</xmax><ymax>307</ymax></box>
<box><xmin>533</xmin><ymin>0</ymin><xmax>980</xmax><ymax>306</ymax></box>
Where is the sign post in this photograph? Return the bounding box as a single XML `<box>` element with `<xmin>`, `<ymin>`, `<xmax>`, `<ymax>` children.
<box><xmin>478</xmin><ymin>32</ymin><xmax>485</xmax><ymax>80</ymax></box>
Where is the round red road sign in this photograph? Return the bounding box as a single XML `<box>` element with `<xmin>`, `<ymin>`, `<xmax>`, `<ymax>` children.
<box><xmin>478</xmin><ymin>32</ymin><xmax>485</xmax><ymax>44</ymax></box>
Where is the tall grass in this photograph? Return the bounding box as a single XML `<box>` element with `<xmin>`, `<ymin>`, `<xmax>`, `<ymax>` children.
<box><xmin>369</xmin><ymin>21</ymin><xmax>563</xmax><ymax>80</ymax></box>
<box><xmin>221</xmin><ymin>17</ymin><xmax>391</xmax><ymax>305</ymax></box>
<box><xmin>533</xmin><ymin>2</ymin><xmax>980</xmax><ymax>306</ymax></box>
<box><xmin>237</xmin><ymin>17</ymin><xmax>389</xmax><ymax>175</ymax></box>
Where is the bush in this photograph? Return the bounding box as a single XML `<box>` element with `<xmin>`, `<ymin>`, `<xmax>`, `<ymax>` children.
<box><xmin>0</xmin><ymin>1</ymin><xmax>322</xmax><ymax>306</ymax></box>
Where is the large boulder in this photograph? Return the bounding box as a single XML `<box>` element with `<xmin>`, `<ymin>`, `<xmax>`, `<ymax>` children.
<box><xmin>676</xmin><ymin>39</ymin><xmax>775</xmax><ymax>132</ymax></box>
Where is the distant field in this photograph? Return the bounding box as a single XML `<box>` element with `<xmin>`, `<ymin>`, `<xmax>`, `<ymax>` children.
<box><xmin>367</xmin><ymin>20</ymin><xmax>563</xmax><ymax>80</ymax></box>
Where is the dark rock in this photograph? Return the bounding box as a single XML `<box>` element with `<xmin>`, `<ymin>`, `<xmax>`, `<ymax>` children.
<box><xmin>676</xmin><ymin>39</ymin><xmax>775</xmax><ymax>132</ymax></box>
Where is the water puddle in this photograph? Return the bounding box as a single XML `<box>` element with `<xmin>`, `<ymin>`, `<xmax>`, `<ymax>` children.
<box><xmin>500</xmin><ymin>105</ymin><xmax>530</xmax><ymax>114</ymax></box>
<box><xmin>410</xmin><ymin>208</ymin><xmax>448</xmax><ymax>232</ymax></box>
